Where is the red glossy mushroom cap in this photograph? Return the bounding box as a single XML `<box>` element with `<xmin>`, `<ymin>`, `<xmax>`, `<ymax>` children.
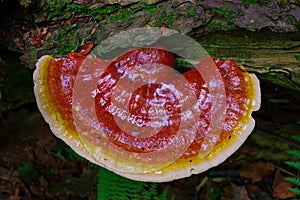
<box><xmin>33</xmin><ymin>48</ymin><xmax>260</xmax><ymax>182</ymax></box>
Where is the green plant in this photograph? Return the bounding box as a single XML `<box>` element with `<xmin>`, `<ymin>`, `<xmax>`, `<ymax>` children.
<box><xmin>65</xmin><ymin>147</ymin><xmax>99</xmax><ymax>168</ymax></box>
<box><xmin>188</xmin><ymin>7</ymin><xmax>196</xmax><ymax>16</ymax></box>
<box><xmin>242</xmin><ymin>0</ymin><xmax>266</xmax><ymax>7</ymax></box>
<box><xmin>209</xmin><ymin>7</ymin><xmax>237</xmax><ymax>31</ymax></box>
<box><xmin>166</xmin><ymin>14</ymin><xmax>174</xmax><ymax>27</ymax></box>
<box><xmin>97</xmin><ymin>167</ymin><xmax>172</xmax><ymax>200</ymax></box>
<box><xmin>211</xmin><ymin>7</ymin><xmax>230</xmax><ymax>16</ymax></box>
<box><xmin>277</xmin><ymin>0</ymin><xmax>289</xmax><ymax>8</ymax></box>
<box><xmin>43</xmin><ymin>0</ymin><xmax>70</xmax><ymax>20</ymax></box>
<box><xmin>110</xmin><ymin>7</ymin><xmax>135</xmax><ymax>22</ymax></box>
<box><xmin>50</xmin><ymin>24</ymin><xmax>85</xmax><ymax>54</ymax></box>
<box><xmin>209</xmin><ymin>187</ymin><xmax>223</xmax><ymax>200</ymax></box>
<box><xmin>90</xmin><ymin>5</ymin><xmax>117</xmax><ymax>20</ymax></box>
<box><xmin>242</xmin><ymin>0</ymin><xmax>257</xmax><ymax>7</ymax></box>
<box><xmin>142</xmin><ymin>3</ymin><xmax>158</xmax><ymax>13</ymax></box>
<box><xmin>62</xmin><ymin>144</ymin><xmax>173</xmax><ymax>199</ymax></box>
<box><xmin>284</xmin><ymin>135</ymin><xmax>300</xmax><ymax>196</ymax></box>
<box><xmin>17</xmin><ymin>161</ymin><xmax>39</xmax><ymax>183</ymax></box>
<box><xmin>43</xmin><ymin>0</ymin><xmax>117</xmax><ymax>21</ymax></box>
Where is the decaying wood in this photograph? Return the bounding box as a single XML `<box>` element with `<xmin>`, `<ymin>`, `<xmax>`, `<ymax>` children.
<box><xmin>196</xmin><ymin>31</ymin><xmax>300</xmax><ymax>91</ymax></box>
<box><xmin>0</xmin><ymin>0</ymin><xmax>299</xmax><ymax>92</ymax></box>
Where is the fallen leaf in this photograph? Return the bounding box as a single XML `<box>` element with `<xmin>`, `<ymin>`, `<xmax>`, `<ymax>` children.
<box><xmin>240</xmin><ymin>161</ymin><xmax>275</xmax><ymax>183</ymax></box>
<box><xmin>222</xmin><ymin>183</ymin><xmax>250</xmax><ymax>200</ymax></box>
<box><xmin>273</xmin><ymin>169</ymin><xmax>296</xmax><ymax>199</ymax></box>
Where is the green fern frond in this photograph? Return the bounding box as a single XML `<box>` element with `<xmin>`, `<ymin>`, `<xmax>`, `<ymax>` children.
<box><xmin>288</xmin><ymin>187</ymin><xmax>300</xmax><ymax>196</ymax></box>
<box><xmin>286</xmin><ymin>150</ymin><xmax>300</xmax><ymax>159</ymax></box>
<box><xmin>285</xmin><ymin>161</ymin><xmax>300</xmax><ymax>170</ymax></box>
<box><xmin>284</xmin><ymin>135</ymin><xmax>300</xmax><ymax>197</ymax></box>
<box><xmin>141</xmin><ymin>183</ymin><xmax>157</xmax><ymax>199</ymax></box>
<box><xmin>154</xmin><ymin>187</ymin><xmax>170</xmax><ymax>200</ymax></box>
<box><xmin>285</xmin><ymin>177</ymin><xmax>300</xmax><ymax>186</ymax></box>
<box><xmin>51</xmin><ymin>140</ymin><xmax>98</xmax><ymax>168</ymax></box>
<box><xmin>97</xmin><ymin>167</ymin><xmax>147</xmax><ymax>200</ymax></box>
<box><xmin>56</xmin><ymin>143</ymin><xmax>171</xmax><ymax>199</ymax></box>
<box><xmin>65</xmin><ymin>147</ymin><xmax>99</xmax><ymax>168</ymax></box>
<box><xmin>97</xmin><ymin>167</ymin><xmax>170</xmax><ymax>200</ymax></box>
<box><xmin>291</xmin><ymin>135</ymin><xmax>300</xmax><ymax>142</ymax></box>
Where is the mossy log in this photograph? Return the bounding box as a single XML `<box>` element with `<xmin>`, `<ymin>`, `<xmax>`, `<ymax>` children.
<box><xmin>0</xmin><ymin>0</ymin><xmax>299</xmax><ymax>109</ymax></box>
<box><xmin>0</xmin><ymin>2</ymin><xmax>299</xmax><ymax>197</ymax></box>
<box><xmin>197</xmin><ymin>30</ymin><xmax>300</xmax><ymax>91</ymax></box>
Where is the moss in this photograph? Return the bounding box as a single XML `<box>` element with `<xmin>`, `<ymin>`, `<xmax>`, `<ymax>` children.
<box><xmin>242</xmin><ymin>0</ymin><xmax>266</xmax><ymax>7</ymax></box>
<box><xmin>153</xmin><ymin>10</ymin><xmax>164</xmax><ymax>26</ymax></box>
<box><xmin>110</xmin><ymin>7</ymin><xmax>135</xmax><ymax>22</ymax></box>
<box><xmin>211</xmin><ymin>7</ymin><xmax>230</xmax><ymax>16</ymax></box>
<box><xmin>141</xmin><ymin>2</ymin><xmax>158</xmax><ymax>13</ymax></box>
<box><xmin>277</xmin><ymin>0</ymin><xmax>289</xmax><ymax>8</ymax></box>
<box><xmin>165</xmin><ymin>9</ymin><xmax>176</xmax><ymax>27</ymax></box>
<box><xmin>43</xmin><ymin>0</ymin><xmax>69</xmax><ymax>20</ymax></box>
<box><xmin>197</xmin><ymin>30</ymin><xmax>300</xmax><ymax>90</ymax></box>
<box><xmin>260</xmin><ymin>72</ymin><xmax>300</xmax><ymax>91</ymax></box>
<box><xmin>207</xmin><ymin>22</ymin><xmax>223</xmax><ymax>30</ymax></box>
<box><xmin>166</xmin><ymin>14</ymin><xmax>175</xmax><ymax>27</ymax></box>
<box><xmin>188</xmin><ymin>7</ymin><xmax>196</xmax><ymax>16</ymax></box>
<box><xmin>65</xmin><ymin>4</ymin><xmax>89</xmax><ymax>14</ymax></box>
<box><xmin>242</xmin><ymin>0</ymin><xmax>257</xmax><ymax>5</ymax></box>
<box><xmin>51</xmin><ymin>24</ymin><xmax>84</xmax><ymax>55</ymax></box>
<box><xmin>209</xmin><ymin>7</ymin><xmax>237</xmax><ymax>31</ymax></box>
<box><xmin>295</xmin><ymin>20</ymin><xmax>300</xmax><ymax>30</ymax></box>
<box><xmin>43</xmin><ymin>0</ymin><xmax>118</xmax><ymax>22</ymax></box>
<box><xmin>89</xmin><ymin>5</ymin><xmax>118</xmax><ymax>20</ymax></box>
<box><xmin>242</xmin><ymin>0</ymin><xmax>257</xmax><ymax>8</ymax></box>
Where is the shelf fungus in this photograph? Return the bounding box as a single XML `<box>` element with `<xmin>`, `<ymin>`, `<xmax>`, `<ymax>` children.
<box><xmin>33</xmin><ymin>44</ymin><xmax>260</xmax><ymax>182</ymax></box>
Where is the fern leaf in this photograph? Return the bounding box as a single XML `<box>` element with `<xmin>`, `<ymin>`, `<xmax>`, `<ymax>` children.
<box><xmin>285</xmin><ymin>161</ymin><xmax>300</xmax><ymax>170</ymax></box>
<box><xmin>285</xmin><ymin>177</ymin><xmax>300</xmax><ymax>186</ymax></box>
<box><xmin>155</xmin><ymin>187</ymin><xmax>169</xmax><ymax>200</ymax></box>
<box><xmin>65</xmin><ymin>147</ymin><xmax>98</xmax><ymax>168</ymax></box>
<box><xmin>288</xmin><ymin>187</ymin><xmax>300</xmax><ymax>196</ymax></box>
<box><xmin>97</xmin><ymin>167</ymin><xmax>152</xmax><ymax>200</ymax></box>
<box><xmin>284</xmin><ymin>135</ymin><xmax>300</xmax><ymax>197</ymax></box>
<box><xmin>63</xmin><ymin>145</ymin><xmax>171</xmax><ymax>199</ymax></box>
<box><xmin>286</xmin><ymin>150</ymin><xmax>300</xmax><ymax>159</ymax></box>
<box><xmin>97</xmin><ymin>167</ymin><xmax>171</xmax><ymax>200</ymax></box>
<box><xmin>291</xmin><ymin>135</ymin><xmax>300</xmax><ymax>143</ymax></box>
<box><xmin>96</xmin><ymin>169</ymin><xmax>115</xmax><ymax>200</ymax></box>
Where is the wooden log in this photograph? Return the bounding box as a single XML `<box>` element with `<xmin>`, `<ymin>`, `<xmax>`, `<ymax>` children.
<box><xmin>196</xmin><ymin>30</ymin><xmax>300</xmax><ymax>91</ymax></box>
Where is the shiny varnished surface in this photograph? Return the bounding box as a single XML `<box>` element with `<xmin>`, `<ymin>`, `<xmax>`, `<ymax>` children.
<box><xmin>46</xmin><ymin>48</ymin><xmax>250</xmax><ymax>159</ymax></box>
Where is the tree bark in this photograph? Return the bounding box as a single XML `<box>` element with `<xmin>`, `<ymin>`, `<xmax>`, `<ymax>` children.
<box><xmin>0</xmin><ymin>0</ymin><xmax>299</xmax><ymax>110</ymax></box>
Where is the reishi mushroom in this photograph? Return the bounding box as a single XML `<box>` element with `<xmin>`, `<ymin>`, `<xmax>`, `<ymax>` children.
<box><xmin>33</xmin><ymin>44</ymin><xmax>260</xmax><ymax>182</ymax></box>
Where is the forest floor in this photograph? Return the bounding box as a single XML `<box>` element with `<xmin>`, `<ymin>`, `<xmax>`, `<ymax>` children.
<box><xmin>0</xmin><ymin>79</ymin><xmax>300</xmax><ymax>200</ymax></box>
<box><xmin>0</xmin><ymin>1</ymin><xmax>300</xmax><ymax>199</ymax></box>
